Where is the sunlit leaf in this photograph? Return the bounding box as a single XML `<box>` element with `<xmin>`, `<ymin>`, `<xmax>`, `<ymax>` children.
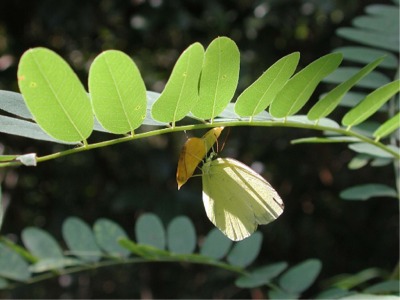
<box><xmin>235</xmin><ymin>52</ymin><xmax>299</xmax><ymax>118</ymax></box>
<box><xmin>167</xmin><ymin>216</ymin><xmax>196</xmax><ymax>254</ymax></box>
<box><xmin>279</xmin><ymin>259</ymin><xmax>322</xmax><ymax>294</ymax></box>
<box><xmin>227</xmin><ymin>232</ymin><xmax>262</xmax><ymax>268</ymax></box>
<box><xmin>191</xmin><ymin>37</ymin><xmax>240</xmax><ymax>121</ymax></box>
<box><xmin>342</xmin><ymin>80</ymin><xmax>400</xmax><ymax>127</ymax></box>
<box><xmin>62</xmin><ymin>217</ymin><xmax>102</xmax><ymax>262</ymax></box>
<box><xmin>373</xmin><ymin>112</ymin><xmax>400</xmax><ymax>140</ymax></box>
<box><xmin>269</xmin><ymin>53</ymin><xmax>342</xmax><ymax>118</ymax></box>
<box><xmin>135</xmin><ymin>213</ymin><xmax>166</xmax><ymax>250</ymax></box>
<box><xmin>93</xmin><ymin>218</ymin><xmax>130</xmax><ymax>258</ymax></box>
<box><xmin>308</xmin><ymin>57</ymin><xmax>384</xmax><ymax>120</ymax></box>
<box><xmin>0</xmin><ymin>243</ymin><xmax>31</xmax><ymax>281</ymax></box>
<box><xmin>333</xmin><ymin>46</ymin><xmax>398</xmax><ymax>69</ymax></box>
<box><xmin>21</xmin><ymin>227</ymin><xmax>64</xmax><ymax>260</ymax></box>
<box><xmin>340</xmin><ymin>184</ymin><xmax>397</xmax><ymax>200</ymax></box>
<box><xmin>89</xmin><ymin>50</ymin><xmax>147</xmax><ymax>134</ymax></box>
<box><xmin>17</xmin><ymin>48</ymin><xmax>93</xmax><ymax>143</ymax></box>
<box><xmin>235</xmin><ymin>262</ymin><xmax>288</xmax><ymax>288</ymax></box>
<box><xmin>200</xmin><ymin>228</ymin><xmax>232</xmax><ymax>260</ymax></box>
<box><xmin>151</xmin><ymin>43</ymin><xmax>204</xmax><ymax>125</ymax></box>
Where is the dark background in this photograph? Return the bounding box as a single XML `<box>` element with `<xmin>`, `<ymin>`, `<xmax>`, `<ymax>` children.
<box><xmin>0</xmin><ymin>0</ymin><xmax>398</xmax><ymax>298</ymax></box>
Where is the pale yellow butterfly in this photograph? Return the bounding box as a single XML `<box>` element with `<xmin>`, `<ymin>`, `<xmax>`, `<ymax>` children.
<box><xmin>201</xmin><ymin>155</ymin><xmax>284</xmax><ymax>241</ymax></box>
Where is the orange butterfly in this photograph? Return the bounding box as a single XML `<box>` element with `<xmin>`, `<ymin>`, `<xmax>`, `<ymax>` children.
<box><xmin>176</xmin><ymin>127</ymin><xmax>224</xmax><ymax>189</ymax></box>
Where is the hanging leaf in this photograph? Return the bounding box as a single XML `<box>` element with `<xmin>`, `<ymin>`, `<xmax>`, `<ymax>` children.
<box><xmin>307</xmin><ymin>57</ymin><xmax>384</xmax><ymax>120</ymax></box>
<box><xmin>135</xmin><ymin>213</ymin><xmax>166</xmax><ymax>250</ymax></box>
<box><xmin>62</xmin><ymin>217</ymin><xmax>102</xmax><ymax>262</ymax></box>
<box><xmin>348</xmin><ymin>143</ymin><xmax>396</xmax><ymax>158</ymax></box>
<box><xmin>333</xmin><ymin>46</ymin><xmax>398</xmax><ymax>69</ymax></box>
<box><xmin>269</xmin><ymin>53</ymin><xmax>342</xmax><ymax>118</ymax></box>
<box><xmin>0</xmin><ymin>243</ymin><xmax>31</xmax><ymax>281</ymax></box>
<box><xmin>227</xmin><ymin>232</ymin><xmax>262</xmax><ymax>268</ymax></box>
<box><xmin>199</xmin><ymin>228</ymin><xmax>232</xmax><ymax>260</ymax></box>
<box><xmin>278</xmin><ymin>259</ymin><xmax>322</xmax><ymax>294</ymax></box>
<box><xmin>342</xmin><ymin>80</ymin><xmax>400</xmax><ymax>128</ymax></box>
<box><xmin>0</xmin><ymin>90</ymin><xmax>33</xmax><ymax>119</ymax></box>
<box><xmin>235</xmin><ymin>52</ymin><xmax>300</xmax><ymax>119</ymax></box>
<box><xmin>373</xmin><ymin>112</ymin><xmax>400</xmax><ymax>140</ymax></box>
<box><xmin>94</xmin><ymin>218</ymin><xmax>130</xmax><ymax>258</ymax></box>
<box><xmin>167</xmin><ymin>216</ymin><xmax>196</xmax><ymax>254</ymax></box>
<box><xmin>17</xmin><ymin>48</ymin><xmax>93</xmax><ymax>143</ymax></box>
<box><xmin>151</xmin><ymin>43</ymin><xmax>204</xmax><ymax>126</ymax></box>
<box><xmin>191</xmin><ymin>37</ymin><xmax>239</xmax><ymax>121</ymax></box>
<box><xmin>89</xmin><ymin>50</ymin><xmax>147</xmax><ymax>134</ymax></box>
<box><xmin>323</xmin><ymin>67</ymin><xmax>390</xmax><ymax>89</ymax></box>
<box><xmin>340</xmin><ymin>184</ymin><xmax>398</xmax><ymax>200</ymax></box>
<box><xmin>21</xmin><ymin>227</ymin><xmax>64</xmax><ymax>260</ymax></box>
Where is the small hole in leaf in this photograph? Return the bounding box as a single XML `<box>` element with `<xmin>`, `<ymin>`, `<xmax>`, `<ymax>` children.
<box><xmin>30</xmin><ymin>82</ymin><xmax>37</xmax><ymax>88</ymax></box>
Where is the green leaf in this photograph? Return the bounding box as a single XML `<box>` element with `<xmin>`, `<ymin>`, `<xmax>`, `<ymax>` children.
<box><xmin>331</xmin><ymin>268</ymin><xmax>386</xmax><ymax>289</ymax></box>
<box><xmin>191</xmin><ymin>37</ymin><xmax>240</xmax><ymax>121</ymax></box>
<box><xmin>29</xmin><ymin>257</ymin><xmax>83</xmax><ymax>273</ymax></box>
<box><xmin>308</xmin><ymin>57</ymin><xmax>384</xmax><ymax>120</ymax></box>
<box><xmin>21</xmin><ymin>227</ymin><xmax>63</xmax><ymax>259</ymax></box>
<box><xmin>291</xmin><ymin>136</ymin><xmax>359</xmax><ymax>145</ymax></box>
<box><xmin>0</xmin><ymin>237</ymin><xmax>38</xmax><ymax>263</ymax></box>
<box><xmin>17</xmin><ymin>47</ymin><xmax>93</xmax><ymax>143</ymax></box>
<box><xmin>342</xmin><ymin>80</ymin><xmax>400</xmax><ymax>127</ymax></box>
<box><xmin>315</xmin><ymin>288</ymin><xmax>353</xmax><ymax>299</ymax></box>
<box><xmin>363</xmin><ymin>280</ymin><xmax>400</xmax><ymax>294</ymax></box>
<box><xmin>0</xmin><ymin>115</ymin><xmax>75</xmax><ymax>144</ymax></box>
<box><xmin>119</xmin><ymin>238</ymin><xmax>170</xmax><ymax>259</ymax></box>
<box><xmin>135</xmin><ymin>213</ymin><xmax>166</xmax><ymax>250</ymax></box>
<box><xmin>93</xmin><ymin>218</ymin><xmax>130</xmax><ymax>258</ymax></box>
<box><xmin>269</xmin><ymin>53</ymin><xmax>342</xmax><ymax>118</ymax></box>
<box><xmin>278</xmin><ymin>259</ymin><xmax>322</xmax><ymax>294</ymax></box>
<box><xmin>333</xmin><ymin>46</ymin><xmax>398</xmax><ymax>69</ymax></box>
<box><xmin>200</xmin><ymin>228</ymin><xmax>232</xmax><ymax>260</ymax></box>
<box><xmin>268</xmin><ymin>288</ymin><xmax>299</xmax><ymax>299</ymax></box>
<box><xmin>62</xmin><ymin>217</ymin><xmax>102</xmax><ymax>262</ymax></box>
<box><xmin>0</xmin><ymin>277</ymin><xmax>8</xmax><ymax>289</ymax></box>
<box><xmin>235</xmin><ymin>52</ymin><xmax>300</xmax><ymax>118</ymax></box>
<box><xmin>336</xmin><ymin>27</ymin><xmax>399</xmax><ymax>52</ymax></box>
<box><xmin>340</xmin><ymin>184</ymin><xmax>398</xmax><ymax>200</ymax></box>
<box><xmin>227</xmin><ymin>232</ymin><xmax>262</xmax><ymax>268</ymax></box>
<box><xmin>373</xmin><ymin>112</ymin><xmax>400</xmax><ymax>140</ymax></box>
<box><xmin>151</xmin><ymin>43</ymin><xmax>204</xmax><ymax>126</ymax></box>
<box><xmin>348</xmin><ymin>143</ymin><xmax>396</xmax><ymax>159</ymax></box>
<box><xmin>0</xmin><ymin>243</ymin><xmax>31</xmax><ymax>281</ymax></box>
<box><xmin>235</xmin><ymin>262</ymin><xmax>288</xmax><ymax>288</ymax></box>
<box><xmin>0</xmin><ymin>90</ymin><xmax>33</xmax><ymax>119</ymax></box>
<box><xmin>89</xmin><ymin>50</ymin><xmax>147</xmax><ymax>134</ymax></box>
<box><xmin>0</xmin><ymin>186</ymin><xmax>3</xmax><ymax>232</ymax></box>
<box><xmin>167</xmin><ymin>216</ymin><xmax>196</xmax><ymax>254</ymax></box>
<box><xmin>348</xmin><ymin>154</ymin><xmax>370</xmax><ymax>170</ymax></box>
<box><xmin>323</xmin><ymin>68</ymin><xmax>390</xmax><ymax>89</ymax></box>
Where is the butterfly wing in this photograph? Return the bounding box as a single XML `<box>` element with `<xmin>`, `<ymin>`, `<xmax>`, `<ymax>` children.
<box><xmin>202</xmin><ymin>158</ymin><xmax>284</xmax><ymax>241</ymax></box>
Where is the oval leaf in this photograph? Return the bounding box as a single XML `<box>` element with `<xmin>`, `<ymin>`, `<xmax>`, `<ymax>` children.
<box><xmin>342</xmin><ymin>80</ymin><xmax>400</xmax><ymax>127</ymax></box>
<box><xmin>0</xmin><ymin>243</ymin><xmax>31</xmax><ymax>281</ymax></box>
<box><xmin>308</xmin><ymin>57</ymin><xmax>385</xmax><ymax>120</ymax></box>
<box><xmin>135</xmin><ymin>213</ymin><xmax>166</xmax><ymax>250</ymax></box>
<box><xmin>235</xmin><ymin>52</ymin><xmax>300</xmax><ymax>118</ymax></box>
<box><xmin>227</xmin><ymin>231</ymin><xmax>262</xmax><ymax>268</ymax></box>
<box><xmin>62</xmin><ymin>217</ymin><xmax>102</xmax><ymax>262</ymax></box>
<box><xmin>21</xmin><ymin>227</ymin><xmax>64</xmax><ymax>260</ymax></box>
<box><xmin>279</xmin><ymin>258</ymin><xmax>322</xmax><ymax>294</ymax></box>
<box><xmin>17</xmin><ymin>47</ymin><xmax>93</xmax><ymax>143</ymax></box>
<box><xmin>89</xmin><ymin>50</ymin><xmax>147</xmax><ymax>134</ymax></box>
<box><xmin>373</xmin><ymin>112</ymin><xmax>400</xmax><ymax>140</ymax></box>
<box><xmin>323</xmin><ymin>67</ymin><xmax>390</xmax><ymax>89</ymax></box>
<box><xmin>191</xmin><ymin>37</ymin><xmax>239</xmax><ymax>121</ymax></box>
<box><xmin>340</xmin><ymin>184</ymin><xmax>398</xmax><ymax>200</ymax></box>
<box><xmin>151</xmin><ymin>43</ymin><xmax>204</xmax><ymax>125</ymax></box>
<box><xmin>93</xmin><ymin>218</ymin><xmax>130</xmax><ymax>258</ymax></box>
<box><xmin>167</xmin><ymin>215</ymin><xmax>196</xmax><ymax>254</ymax></box>
<box><xmin>269</xmin><ymin>53</ymin><xmax>342</xmax><ymax>118</ymax></box>
<box><xmin>200</xmin><ymin>228</ymin><xmax>232</xmax><ymax>260</ymax></box>
<box><xmin>235</xmin><ymin>262</ymin><xmax>288</xmax><ymax>288</ymax></box>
